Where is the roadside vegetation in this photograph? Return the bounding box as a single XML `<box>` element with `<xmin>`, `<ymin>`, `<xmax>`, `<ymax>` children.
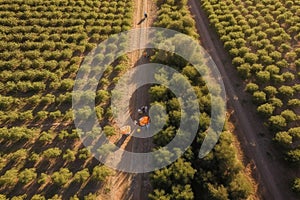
<box><xmin>148</xmin><ymin>0</ymin><xmax>255</xmax><ymax>199</ymax></box>
<box><xmin>0</xmin><ymin>0</ymin><xmax>133</xmax><ymax>199</ymax></box>
<box><xmin>200</xmin><ymin>0</ymin><xmax>300</xmax><ymax>193</ymax></box>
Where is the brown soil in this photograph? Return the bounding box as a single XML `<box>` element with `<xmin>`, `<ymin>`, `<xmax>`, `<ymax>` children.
<box><xmin>97</xmin><ymin>0</ymin><xmax>157</xmax><ymax>199</ymax></box>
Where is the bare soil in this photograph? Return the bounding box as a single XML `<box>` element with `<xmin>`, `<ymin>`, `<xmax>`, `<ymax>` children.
<box><xmin>188</xmin><ymin>0</ymin><xmax>299</xmax><ymax>199</ymax></box>
<box><xmin>97</xmin><ymin>0</ymin><xmax>156</xmax><ymax>199</ymax></box>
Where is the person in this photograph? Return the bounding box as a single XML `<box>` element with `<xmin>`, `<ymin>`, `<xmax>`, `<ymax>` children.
<box><xmin>144</xmin><ymin>12</ymin><xmax>148</xmax><ymax>19</ymax></box>
<box><xmin>146</xmin><ymin>123</ymin><xmax>150</xmax><ymax>129</ymax></box>
<box><xmin>141</xmin><ymin>106</ymin><xmax>148</xmax><ymax>113</ymax></box>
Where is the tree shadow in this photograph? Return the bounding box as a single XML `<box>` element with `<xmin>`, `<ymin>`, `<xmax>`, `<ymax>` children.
<box><xmin>137</xmin><ymin>18</ymin><xmax>146</xmax><ymax>25</ymax></box>
<box><xmin>115</xmin><ymin>134</ymin><xmax>129</xmax><ymax>148</ymax></box>
<box><xmin>62</xmin><ymin>181</ymin><xmax>82</xmax><ymax>199</ymax></box>
<box><xmin>80</xmin><ymin>179</ymin><xmax>103</xmax><ymax>197</ymax></box>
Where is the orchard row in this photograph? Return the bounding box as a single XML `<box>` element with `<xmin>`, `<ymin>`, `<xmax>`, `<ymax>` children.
<box><xmin>0</xmin><ymin>0</ymin><xmax>132</xmax><ymax>199</ymax></box>
<box><xmin>201</xmin><ymin>0</ymin><xmax>300</xmax><ymax>193</ymax></box>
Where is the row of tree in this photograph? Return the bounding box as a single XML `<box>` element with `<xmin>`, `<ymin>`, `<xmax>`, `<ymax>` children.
<box><xmin>201</xmin><ymin>0</ymin><xmax>300</xmax><ymax>193</ymax></box>
<box><xmin>0</xmin><ymin>165</ymin><xmax>112</xmax><ymax>188</ymax></box>
<box><xmin>148</xmin><ymin>0</ymin><xmax>254</xmax><ymax>199</ymax></box>
<box><xmin>0</xmin><ymin>0</ymin><xmax>133</xmax><ymax>199</ymax></box>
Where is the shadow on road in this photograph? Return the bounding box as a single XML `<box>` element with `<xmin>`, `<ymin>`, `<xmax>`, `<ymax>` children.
<box><xmin>116</xmin><ymin>134</ymin><xmax>130</xmax><ymax>148</ymax></box>
<box><xmin>137</xmin><ymin>18</ymin><xmax>146</xmax><ymax>25</ymax></box>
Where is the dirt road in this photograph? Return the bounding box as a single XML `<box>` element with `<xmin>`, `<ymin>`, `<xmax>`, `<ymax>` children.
<box><xmin>188</xmin><ymin>0</ymin><xmax>298</xmax><ymax>199</ymax></box>
<box><xmin>127</xmin><ymin>1</ymin><xmax>155</xmax><ymax>199</ymax></box>
<box><xmin>98</xmin><ymin>0</ymin><xmax>156</xmax><ymax>199</ymax></box>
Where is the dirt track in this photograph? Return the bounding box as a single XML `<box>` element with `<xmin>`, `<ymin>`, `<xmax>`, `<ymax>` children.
<box><xmin>189</xmin><ymin>0</ymin><xmax>298</xmax><ymax>199</ymax></box>
<box><xmin>98</xmin><ymin>0</ymin><xmax>155</xmax><ymax>199</ymax></box>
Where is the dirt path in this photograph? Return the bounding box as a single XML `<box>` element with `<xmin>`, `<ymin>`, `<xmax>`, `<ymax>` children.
<box><xmin>98</xmin><ymin>0</ymin><xmax>156</xmax><ymax>199</ymax></box>
<box><xmin>126</xmin><ymin>1</ymin><xmax>156</xmax><ymax>199</ymax></box>
<box><xmin>188</xmin><ymin>0</ymin><xmax>298</xmax><ymax>199</ymax></box>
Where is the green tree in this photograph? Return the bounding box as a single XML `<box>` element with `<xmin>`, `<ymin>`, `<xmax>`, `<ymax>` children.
<box><xmin>73</xmin><ymin>168</ymin><xmax>90</xmax><ymax>183</ymax></box>
<box><xmin>269</xmin><ymin>97</ymin><xmax>283</xmax><ymax>108</ymax></box>
<box><xmin>256</xmin><ymin>71</ymin><xmax>270</xmax><ymax>83</ymax></box>
<box><xmin>244</xmin><ymin>52</ymin><xmax>258</xmax><ymax>64</ymax></box>
<box><xmin>265</xmin><ymin>65</ymin><xmax>280</xmax><ymax>75</ymax></box>
<box><xmin>182</xmin><ymin>65</ymin><xmax>200</xmax><ymax>83</ymax></box>
<box><xmin>11</xmin><ymin>195</ymin><xmax>27</xmax><ymax>200</ymax></box>
<box><xmin>288</xmin><ymin>128</ymin><xmax>300</xmax><ymax>139</ymax></box>
<box><xmin>42</xmin><ymin>148</ymin><xmax>62</xmax><ymax>159</ymax></box>
<box><xmin>84</xmin><ymin>193</ymin><xmax>98</xmax><ymax>200</ymax></box>
<box><xmin>37</xmin><ymin>173</ymin><xmax>49</xmax><ymax>185</ymax></box>
<box><xmin>97</xmin><ymin>143</ymin><xmax>117</xmax><ymax>156</ymax></box>
<box><xmin>292</xmin><ymin>178</ymin><xmax>300</xmax><ymax>193</ymax></box>
<box><xmin>293</xmin><ymin>84</ymin><xmax>300</xmax><ymax>92</ymax></box>
<box><xmin>286</xmin><ymin>149</ymin><xmax>300</xmax><ymax>163</ymax></box>
<box><xmin>29</xmin><ymin>152</ymin><xmax>40</xmax><ymax>162</ymax></box>
<box><xmin>281</xmin><ymin>109</ymin><xmax>297</xmax><ymax>122</ymax></box>
<box><xmin>59</xmin><ymin>79</ymin><xmax>74</xmax><ymax>91</ymax></box>
<box><xmin>214</xmin><ymin>132</ymin><xmax>243</xmax><ymax>180</ymax></box>
<box><xmin>268</xmin><ymin>115</ymin><xmax>287</xmax><ymax>130</ymax></box>
<box><xmin>49</xmin><ymin>195</ymin><xmax>62</xmax><ymax>200</ymax></box>
<box><xmin>78</xmin><ymin>148</ymin><xmax>91</xmax><ymax>159</ymax></box>
<box><xmin>252</xmin><ymin>91</ymin><xmax>267</xmax><ymax>104</ymax></box>
<box><xmin>272</xmin><ymin>74</ymin><xmax>285</xmax><ymax>84</ymax></box>
<box><xmin>63</xmin><ymin>149</ymin><xmax>76</xmax><ymax>162</ymax></box>
<box><xmin>0</xmin><ymin>169</ymin><xmax>18</xmax><ymax>187</ymax></box>
<box><xmin>51</xmin><ymin>168</ymin><xmax>72</xmax><ymax>186</ymax></box>
<box><xmin>150</xmin><ymin>85</ymin><xmax>168</xmax><ymax>101</ymax></box>
<box><xmin>149</xmin><ymin>189</ymin><xmax>170</xmax><ymax>200</ymax></box>
<box><xmin>257</xmin><ymin>103</ymin><xmax>275</xmax><ymax>117</ymax></box>
<box><xmin>0</xmin><ymin>195</ymin><xmax>7</xmax><ymax>200</ymax></box>
<box><xmin>103</xmin><ymin>125</ymin><xmax>116</xmax><ymax>137</ymax></box>
<box><xmin>70</xmin><ymin>195</ymin><xmax>79</xmax><ymax>200</ymax></box>
<box><xmin>49</xmin><ymin>110</ymin><xmax>62</xmax><ymax>120</ymax></box>
<box><xmin>19</xmin><ymin>110</ymin><xmax>33</xmax><ymax>121</ymax></box>
<box><xmin>229</xmin><ymin>173</ymin><xmax>253</xmax><ymax>199</ymax></box>
<box><xmin>39</xmin><ymin>131</ymin><xmax>54</xmax><ymax>143</ymax></box>
<box><xmin>169</xmin><ymin>158</ymin><xmax>196</xmax><ymax>185</ymax></box>
<box><xmin>40</xmin><ymin>94</ymin><xmax>55</xmax><ymax>105</ymax></box>
<box><xmin>282</xmin><ymin>72</ymin><xmax>295</xmax><ymax>82</ymax></box>
<box><xmin>171</xmin><ymin>184</ymin><xmax>194</xmax><ymax>200</ymax></box>
<box><xmin>245</xmin><ymin>83</ymin><xmax>259</xmax><ymax>94</ymax></box>
<box><xmin>151</xmin><ymin>167</ymin><xmax>172</xmax><ymax>190</ymax></box>
<box><xmin>36</xmin><ymin>111</ymin><xmax>49</xmax><ymax>121</ymax></box>
<box><xmin>232</xmin><ymin>57</ymin><xmax>244</xmax><ymax>67</ymax></box>
<box><xmin>92</xmin><ymin>166</ymin><xmax>112</xmax><ymax>181</ymax></box>
<box><xmin>154</xmin><ymin>126</ymin><xmax>175</xmax><ymax>147</ymax></box>
<box><xmin>278</xmin><ymin>85</ymin><xmax>294</xmax><ymax>98</ymax></box>
<box><xmin>251</xmin><ymin>64</ymin><xmax>263</xmax><ymax>72</ymax></box>
<box><xmin>96</xmin><ymin>90</ymin><xmax>110</xmax><ymax>104</ymax></box>
<box><xmin>207</xmin><ymin>183</ymin><xmax>229</xmax><ymax>200</ymax></box>
<box><xmin>273</xmin><ymin>131</ymin><xmax>292</xmax><ymax>147</ymax></box>
<box><xmin>263</xmin><ymin>86</ymin><xmax>277</xmax><ymax>97</ymax></box>
<box><xmin>31</xmin><ymin>195</ymin><xmax>45</xmax><ymax>200</ymax></box>
<box><xmin>237</xmin><ymin>63</ymin><xmax>251</xmax><ymax>78</ymax></box>
<box><xmin>18</xmin><ymin>168</ymin><xmax>37</xmax><ymax>184</ymax></box>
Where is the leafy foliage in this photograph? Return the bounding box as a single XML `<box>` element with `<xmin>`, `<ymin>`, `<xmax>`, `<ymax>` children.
<box><xmin>0</xmin><ymin>0</ymin><xmax>133</xmax><ymax>198</ymax></box>
<box><xmin>201</xmin><ymin>0</ymin><xmax>300</xmax><ymax>193</ymax></box>
<box><xmin>51</xmin><ymin>168</ymin><xmax>73</xmax><ymax>186</ymax></box>
<box><xmin>149</xmin><ymin>1</ymin><xmax>254</xmax><ymax>199</ymax></box>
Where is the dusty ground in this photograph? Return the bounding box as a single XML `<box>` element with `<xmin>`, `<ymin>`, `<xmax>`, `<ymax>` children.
<box><xmin>97</xmin><ymin>0</ymin><xmax>156</xmax><ymax>199</ymax></box>
<box><xmin>188</xmin><ymin>0</ymin><xmax>299</xmax><ymax>199</ymax></box>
